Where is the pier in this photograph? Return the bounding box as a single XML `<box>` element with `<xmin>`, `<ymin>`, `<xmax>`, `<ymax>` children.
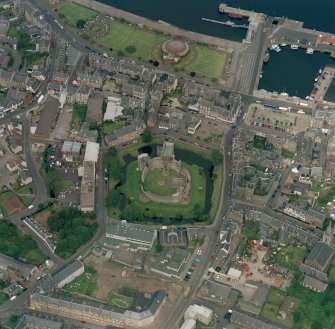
<box><xmin>201</xmin><ymin>18</ymin><xmax>248</xmax><ymax>29</ymax></box>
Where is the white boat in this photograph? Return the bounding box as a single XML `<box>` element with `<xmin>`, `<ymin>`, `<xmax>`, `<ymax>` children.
<box><xmin>305</xmin><ymin>96</ymin><xmax>310</xmax><ymax>100</ymax></box>
<box><xmin>291</xmin><ymin>44</ymin><xmax>299</xmax><ymax>50</ymax></box>
<box><xmin>275</xmin><ymin>46</ymin><xmax>281</xmax><ymax>52</ymax></box>
<box><xmin>280</xmin><ymin>42</ymin><xmax>287</xmax><ymax>47</ymax></box>
<box><xmin>280</xmin><ymin>92</ymin><xmax>288</xmax><ymax>96</ymax></box>
<box><xmin>319</xmin><ymin>68</ymin><xmax>322</xmax><ymax>74</ymax></box>
<box><xmin>315</xmin><ymin>77</ymin><xmax>319</xmax><ymax>82</ymax></box>
<box><xmin>225</xmin><ymin>20</ymin><xmax>235</xmax><ymax>26</ymax></box>
<box><xmin>306</xmin><ymin>48</ymin><xmax>314</xmax><ymax>54</ymax></box>
<box><xmin>270</xmin><ymin>44</ymin><xmax>278</xmax><ymax>50</ymax></box>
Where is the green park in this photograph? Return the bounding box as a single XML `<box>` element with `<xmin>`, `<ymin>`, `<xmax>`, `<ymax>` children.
<box><xmin>57</xmin><ymin>2</ymin><xmax>98</xmax><ymax>27</ymax></box>
<box><xmin>104</xmin><ymin>138</ymin><xmax>223</xmax><ymax>224</ymax></box>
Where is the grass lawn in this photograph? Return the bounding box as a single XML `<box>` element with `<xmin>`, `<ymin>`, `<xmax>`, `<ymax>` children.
<box><xmin>143</xmin><ymin>170</ymin><xmax>178</xmax><ymax>196</ymax></box>
<box><xmin>0</xmin><ymin>191</ymin><xmax>15</xmax><ymax>216</ymax></box>
<box><xmin>71</xmin><ymin>104</ymin><xmax>87</xmax><ymax>127</ymax></box>
<box><xmin>19</xmin><ymin>195</ymin><xmax>34</xmax><ymax>207</ymax></box>
<box><xmin>182</xmin><ymin>46</ymin><xmax>227</xmax><ymax>80</ymax></box>
<box><xmin>281</xmin><ymin>149</ymin><xmax>294</xmax><ymax>159</ymax></box>
<box><xmin>260</xmin><ymin>289</ymin><xmax>294</xmax><ymax>328</ymax></box>
<box><xmin>0</xmin><ymin>292</ymin><xmax>9</xmax><ymax>305</ymax></box>
<box><xmin>253</xmin><ymin>135</ymin><xmax>267</xmax><ymax>150</ymax></box>
<box><xmin>0</xmin><ymin>90</ymin><xmax>7</xmax><ymax>103</ymax></box>
<box><xmin>275</xmin><ymin>246</ymin><xmax>306</xmax><ymax>270</ymax></box>
<box><xmin>15</xmin><ymin>183</ymin><xmax>35</xmax><ymax>195</ymax></box>
<box><xmin>107</xmin><ymin>293</ymin><xmax>134</xmax><ymax>308</ymax></box>
<box><xmin>54</xmin><ymin>179</ymin><xmax>74</xmax><ymax>193</ymax></box>
<box><xmin>64</xmin><ymin>267</ymin><xmax>97</xmax><ymax>296</ymax></box>
<box><xmin>7</xmin><ymin>24</ymin><xmax>19</xmax><ymax>38</ymax></box>
<box><xmin>103</xmin><ymin>121</ymin><xmax>129</xmax><ymax>135</ymax></box>
<box><xmin>95</xmin><ymin>20</ymin><xmax>166</xmax><ymax>61</ymax></box>
<box><xmin>120</xmin><ymin>160</ymin><xmax>206</xmax><ymax>219</ymax></box>
<box><xmin>57</xmin><ymin>3</ymin><xmax>98</xmax><ymax>26</ymax></box>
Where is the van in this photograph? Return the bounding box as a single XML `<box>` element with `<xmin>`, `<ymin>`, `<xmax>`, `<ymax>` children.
<box><xmin>28</xmin><ymin>205</ymin><xmax>34</xmax><ymax>210</ymax></box>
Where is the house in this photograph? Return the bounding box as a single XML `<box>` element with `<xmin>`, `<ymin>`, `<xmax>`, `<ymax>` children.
<box><xmin>184</xmin><ymin>304</ymin><xmax>213</xmax><ymax>326</ymax></box>
<box><xmin>0</xmin><ymin>253</ymin><xmax>35</xmax><ymax>280</ymax></box>
<box><xmin>159</xmin><ymin>73</ymin><xmax>177</xmax><ymax>93</ymax></box>
<box><xmin>305</xmin><ymin>209</ymin><xmax>325</xmax><ymax>228</ymax></box>
<box><xmin>18</xmin><ymin>166</ymin><xmax>32</xmax><ymax>186</ymax></box>
<box><xmin>61</xmin><ymin>140</ymin><xmax>81</xmax><ymax>162</ymax></box>
<box><xmin>302</xmin><ymin>275</ymin><xmax>328</xmax><ymax>292</ymax></box>
<box><xmin>122</xmin><ymin>82</ymin><xmax>148</xmax><ymax>99</ymax></box>
<box><xmin>66</xmin><ymin>86</ymin><xmax>90</xmax><ymax>104</ymax></box>
<box><xmin>304</xmin><ymin>242</ymin><xmax>334</xmax><ymax>272</ymax></box>
<box><xmin>278</xmin><ymin>296</ymin><xmax>294</xmax><ymax>319</ymax></box>
<box><xmin>8</xmin><ymin>136</ymin><xmax>22</xmax><ymax>154</ymax></box>
<box><xmin>77</xmin><ymin>72</ymin><xmax>103</xmax><ymax>89</ymax></box>
<box><xmin>104</xmin><ymin>97</ymin><xmax>124</xmax><ymax>122</ymax></box>
<box><xmin>105</xmin><ymin>121</ymin><xmax>144</xmax><ymax>147</ymax></box>
<box><xmin>230</xmin><ymin>309</ymin><xmax>288</xmax><ymax>329</ymax></box>
<box><xmin>6</xmin><ymin>157</ymin><xmax>24</xmax><ymax>173</ymax></box>
<box><xmin>114</xmin><ymin>72</ymin><xmax>130</xmax><ymax>85</ymax></box>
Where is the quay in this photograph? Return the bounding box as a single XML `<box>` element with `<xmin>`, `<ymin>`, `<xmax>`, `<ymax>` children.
<box><xmin>201</xmin><ymin>18</ymin><xmax>248</xmax><ymax>29</ymax></box>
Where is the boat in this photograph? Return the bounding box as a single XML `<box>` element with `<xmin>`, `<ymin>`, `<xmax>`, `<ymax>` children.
<box><xmin>280</xmin><ymin>93</ymin><xmax>288</xmax><ymax>96</ymax></box>
<box><xmin>319</xmin><ymin>68</ymin><xmax>322</xmax><ymax>74</ymax></box>
<box><xmin>306</xmin><ymin>48</ymin><xmax>314</xmax><ymax>54</ymax></box>
<box><xmin>290</xmin><ymin>44</ymin><xmax>299</xmax><ymax>50</ymax></box>
<box><xmin>225</xmin><ymin>20</ymin><xmax>235</xmax><ymax>26</ymax></box>
<box><xmin>280</xmin><ymin>42</ymin><xmax>287</xmax><ymax>47</ymax></box>
<box><xmin>228</xmin><ymin>12</ymin><xmax>243</xmax><ymax>19</ymax></box>
<box><xmin>270</xmin><ymin>44</ymin><xmax>278</xmax><ymax>50</ymax></box>
<box><xmin>305</xmin><ymin>96</ymin><xmax>310</xmax><ymax>100</ymax></box>
<box><xmin>275</xmin><ymin>46</ymin><xmax>281</xmax><ymax>53</ymax></box>
<box><xmin>314</xmin><ymin>77</ymin><xmax>319</xmax><ymax>82</ymax></box>
<box><xmin>263</xmin><ymin>51</ymin><xmax>270</xmax><ymax>63</ymax></box>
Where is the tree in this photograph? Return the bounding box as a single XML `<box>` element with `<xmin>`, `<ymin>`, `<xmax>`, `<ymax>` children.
<box><xmin>211</xmin><ymin>149</ymin><xmax>223</xmax><ymax>165</ymax></box>
<box><xmin>190</xmin><ymin>72</ymin><xmax>196</xmax><ymax>77</ymax></box>
<box><xmin>117</xmin><ymin>50</ymin><xmax>124</xmax><ymax>57</ymax></box>
<box><xmin>121</xmin><ymin>205</ymin><xmax>144</xmax><ymax>222</ymax></box>
<box><xmin>141</xmin><ymin>129</ymin><xmax>152</xmax><ymax>143</ymax></box>
<box><xmin>125</xmin><ymin>45</ymin><xmax>136</xmax><ymax>54</ymax></box>
<box><xmin>106</xmin><ymin>189</ymin><xmax>121</xmax><ymax>208</ymax></box>
<box><xmin>107</xmin><ymin>147</ymin><xmax>117</xmax><ymax>157</ymax></box>
<box><xmin>108</xmin><ymin>158</ymin><xmax>121</xmax><ymax>180</ymax></box>
<box><xmin>76</xmin><ymin>19</ymin><xmax>86</xmax><ymax>29</ymax></box>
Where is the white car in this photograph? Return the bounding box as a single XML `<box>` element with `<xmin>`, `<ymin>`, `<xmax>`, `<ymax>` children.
<box><xmin>196</xmin><ymin>249</ymin><xmax>202</xmax><ymax>256</ymax></box>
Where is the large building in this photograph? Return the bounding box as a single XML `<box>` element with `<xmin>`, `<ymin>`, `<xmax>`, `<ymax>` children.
<box><xmin>30</xmin><ymin>290</ymin><xmax>167</xmax><ymax>328</ymax></box>
<box><xmin>105</xmin><ymin>222</ymin><xmax>157</xmax><ymax>251</ymax></box>
<box><xmin>53</xmin><ymin>260</ymin><xmax>84</xmax><ymax>289</ymax></box>
<box><xmin>184</xmin><ymin>304</ymin><xmax>213</xmax><ymax>326</ymax></box>
<box><xmin>304</xmin><ymin>242</ymin><xmax>334</xmax><ymax>272</ymax></box>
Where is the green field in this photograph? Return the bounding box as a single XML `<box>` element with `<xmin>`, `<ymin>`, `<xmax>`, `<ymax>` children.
<box><xmin>275</xmin><ymin>246</ymin><xmax>306</xmax><ymax>270</ymax></box>
<box><xmin>182</xmin><ymin>46</ymin><xmax>227</xmax><ymax>80</ymax></box>
<box><xmin>95</xmin><ymin>20</ymin><xmax>166</xmax><ymax>60</ymax></box>
<box><xmin>64</xmin><ymin>267</ymin><xmax>97</xmax><ymax>296</ymax></box>
<box><xmin>7</xmin><ymin>24</ymin><xmax>19</xmax><ymax>38</ymax></box>
<box><xmin>143</xmin><ymin>170</ymin><xmax>178</xmax><ymax>196</ymax></box>
<box><xmin>107</xmin><ymin>293</ymin><xmax>134</xmax><ymax>309</ymax></box>
<box><xmin>57</xmin><ymin>3</ymin><xmax>98</xmax><ymax>26</ymax></box>
<box><xmin>121</xmin><ymin>160</ymin><xmax>206</xmax><ymax>219</ymax></box>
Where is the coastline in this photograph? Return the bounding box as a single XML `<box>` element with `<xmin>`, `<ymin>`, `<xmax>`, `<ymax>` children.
<box><xmin>69</xmin><ymin>0</ymin><xmax>241</xmax><ymax>52</ymax></box>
